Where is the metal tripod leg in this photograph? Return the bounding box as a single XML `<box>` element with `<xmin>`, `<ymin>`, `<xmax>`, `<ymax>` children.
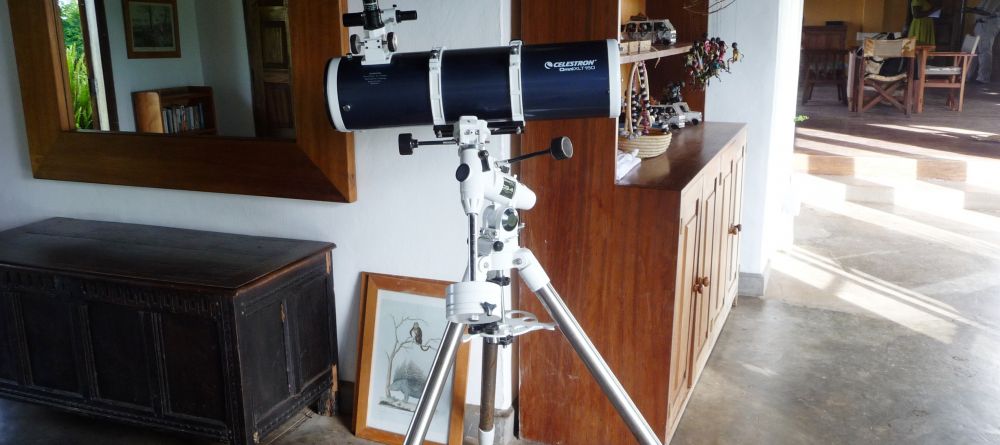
<box><xmin>533</xmin><ymin>283</ymin><xmax>664</xmax><ymax>445</ymax></box>
<box><xmin>478</xmin><ymin>338</ymin><xmax>499</xmax><ymax>445</ymax></box>
<box><xmin>403</xmin><ymin>321</ymin><xmax>466</xmax><ymax>445</ymax></box>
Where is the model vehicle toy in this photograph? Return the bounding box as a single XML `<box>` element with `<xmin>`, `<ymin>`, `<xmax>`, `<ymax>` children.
<box><xmin>621</xmin><ymin>16</ymin><xmax>677</xmax><ymax>46</ymax></box>
<box><xmin>654</xmin><ymin>82</ymin><xmax>702</xmax><ymax>129</ymax></box>
<box><xmin>650</xmin><ymin>104</ymin><xmax>686</xmax><ymax>129</ymax></box>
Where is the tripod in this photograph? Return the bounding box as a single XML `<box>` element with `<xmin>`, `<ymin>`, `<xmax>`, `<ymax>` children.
<box><xmin>397</xmin><ymin>117</ymin><xmax>664</xmax><ymax>445</ymax></box>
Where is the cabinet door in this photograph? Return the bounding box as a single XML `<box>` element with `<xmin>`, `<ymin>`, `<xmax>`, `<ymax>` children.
<box><xmin>718</xmin><ymin>157</ymin><xmax>735</xmax><ymax>316</ymax></box>
<box><xmin>669</xmin><ymin>194</ymin><xmax>699</xmax><ymax>419</ymax></box>
<box><xmin>724</xmin><ymin>145</ymin><xmax>746</xmax><ymax>303</ymax></box>
<box><xmin>692</xmin><ymin>176</ymin><xmax>719</xmax><ymax>371</ymax></box>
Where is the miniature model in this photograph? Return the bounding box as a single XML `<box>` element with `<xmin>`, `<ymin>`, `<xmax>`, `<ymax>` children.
<box><xmin>654</xmin><ymin>82</ymin><xmax>702</xmax><ymax>129</ymax></box>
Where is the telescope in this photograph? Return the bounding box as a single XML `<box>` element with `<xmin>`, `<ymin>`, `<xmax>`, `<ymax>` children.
<box><xmin>325</xmin><ymin>3</ymin><xmax>663</xmax><ymax>445</ymax></box>
<box><xmin>325</xmin><ymin>39</ymin><xmax>621</xmax><ymax>132</ymax></box>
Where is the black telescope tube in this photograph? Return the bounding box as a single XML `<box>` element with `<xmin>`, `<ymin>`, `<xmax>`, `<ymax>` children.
<box><xmin>325</xmin><ymin>40</ymin><xmax>620</xmax><ymax>132</ymax></box>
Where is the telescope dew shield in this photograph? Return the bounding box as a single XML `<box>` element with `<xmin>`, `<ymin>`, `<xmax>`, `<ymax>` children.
<box><xmin>326</xmin><ymin>40</ymin><xmax>621</xmax><ymax>132</ymax></box>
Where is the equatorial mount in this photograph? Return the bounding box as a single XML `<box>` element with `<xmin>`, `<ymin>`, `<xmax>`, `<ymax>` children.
<box><xmin>399</xmin><ymin>117</ymin><xmax>665</xmax><ymax>445</ymax></box>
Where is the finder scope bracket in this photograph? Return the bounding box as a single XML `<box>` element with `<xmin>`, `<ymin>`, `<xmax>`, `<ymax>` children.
<box><xmin>342</xmin><ymin>0</ymin><xmax>417</xmax><ymax>65</ymax></box>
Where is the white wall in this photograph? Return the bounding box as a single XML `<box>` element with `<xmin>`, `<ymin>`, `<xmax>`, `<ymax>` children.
<box><xmin>706</xmin><ymin>0</ymin><xmax>804</xmax><ymax>279</ymax></box>
<box><xmin>0</xmin><ymin>0</ymin><xmax>512</xmax><ymax>408</ymax></box>
<box><xmin>194</xmin><ymin>0</ymin><xmax>254</xmax><ymax>137</ymax></box>
<box><xmin>105</xmin><ymin>0</ymin><xmax>205</xmax><ymax>132</ymax></box>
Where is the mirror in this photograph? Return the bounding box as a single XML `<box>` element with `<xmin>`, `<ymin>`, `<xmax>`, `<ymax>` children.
<box><xmin>9</xmin><ymin>0</ymin><xmax>354</xmax><ymax>202</ymax></box>
<box><xmin>56</xmin><ymin>0</ymin><xmax>295</xmax><ymax>139</ymax></box>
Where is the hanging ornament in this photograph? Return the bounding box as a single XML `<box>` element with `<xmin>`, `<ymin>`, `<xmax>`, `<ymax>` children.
<box><xmin>622</xmin><ymin>61</ymin><xmax>656</xmax><ymax>139</ymax></box>
<box><xmin>684</xmin><ymin>35</ymin><xmax>742</xmax><ymax>90</ymax></box>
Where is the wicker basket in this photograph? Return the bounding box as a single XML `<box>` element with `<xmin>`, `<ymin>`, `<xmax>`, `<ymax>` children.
<box><xmin>619</xmin><ymin>132</ymin><xmax>673</xmax><ymax>159</ymax></box>
<box><xmin>620</xmin><ymin>61</ymin><xmax>672</xmax><ymax>159</ymax></box>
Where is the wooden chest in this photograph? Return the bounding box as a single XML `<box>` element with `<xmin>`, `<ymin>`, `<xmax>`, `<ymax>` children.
<box><xmin>0</xmin><ymin>218</ymin><xmax>338</xmax><ymax>445</ymax></box>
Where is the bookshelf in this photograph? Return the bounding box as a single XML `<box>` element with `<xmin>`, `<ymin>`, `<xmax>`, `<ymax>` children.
<box><xmin>132</xmin><ymin>86</ymin><xmax>217</xmax><ymax>135</ymax></box>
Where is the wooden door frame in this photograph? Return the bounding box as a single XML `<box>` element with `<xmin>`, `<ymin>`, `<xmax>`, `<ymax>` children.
<box><xmin>75</xmin><ymin>0</ymin><xmax>119</xmax><ymax>131</ymax></box>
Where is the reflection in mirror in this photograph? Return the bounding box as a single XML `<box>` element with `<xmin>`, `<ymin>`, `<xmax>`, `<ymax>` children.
<box><xmin>56</xmin><ymin>0</ymin><xmax>295</xmax><ymax>139</ymax></box>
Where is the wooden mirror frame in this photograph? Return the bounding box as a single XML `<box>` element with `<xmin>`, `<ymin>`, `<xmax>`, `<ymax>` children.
<box><xmin>8</xmin><ymin>0</ymin><xmax>356</xmax><ymax>202</ymax></box>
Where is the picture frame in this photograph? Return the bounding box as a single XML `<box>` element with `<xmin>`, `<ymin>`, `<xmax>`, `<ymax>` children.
<box><xmin>354</xmin><ymin>273</ymin><xmax>469</xmax><ymax>445</ymax></box>
<box><xmin>122</xmin><ymin>0</ymin><xmax>181</xmax><ymax>59</ymax></box>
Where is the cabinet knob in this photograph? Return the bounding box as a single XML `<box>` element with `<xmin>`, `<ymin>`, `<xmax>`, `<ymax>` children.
<box><xmin>693</xmin><ymin>283</ymin><xmax>703</xmax><ymax>294</ymax></box>
<box><xmin>729</xmin><ymin>223</ymin><xmax>743</xmax><ymax>235</ymax></box>
<box><xmin>701</xmin><ymin>277</ymin><xmax>711</xmax><ymax>287</ymax></box>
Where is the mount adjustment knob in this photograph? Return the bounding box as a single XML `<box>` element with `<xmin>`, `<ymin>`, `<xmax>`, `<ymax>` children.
<box><xmin>398</xmin><ymin>133</ymin><xmax>417</xmax><ymax>155</ymax></box>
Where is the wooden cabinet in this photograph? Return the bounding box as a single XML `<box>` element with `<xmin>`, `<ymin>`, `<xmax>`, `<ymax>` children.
<box><xmin>667</xmin><ymin>131</ymin><xmax>747</xmax><ymax>437</ymax></box>
<box><xmin>518</xmin><ymin>121</ymin><xmax>747</xmax><ymax>444</ymax></box>
<box><xmin>517</xmin><ymin>2</ymin><xmax>744</xmax><ymax>442</ymax></box>
<box><xmin>0</xmin><ymin>218</ymin><xmax>338</xmax><ymax>445</ymax></box>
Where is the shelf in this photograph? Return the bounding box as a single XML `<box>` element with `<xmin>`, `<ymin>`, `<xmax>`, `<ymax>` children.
<box><xmin>620</xmin><ymin>42</ymin><xmax>692</xmax><ymax>64</ymax></box>
<box><xmin>172</xmin><ymin>128</ymin><xmax>217</xmax><ymax>136</ymax></box>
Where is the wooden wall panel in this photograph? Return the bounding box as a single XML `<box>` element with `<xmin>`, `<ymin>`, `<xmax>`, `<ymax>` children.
<box><xmin>518</xmin><ymin>2</ymin><xmax>684</xmax><ymax>443</ymax></box>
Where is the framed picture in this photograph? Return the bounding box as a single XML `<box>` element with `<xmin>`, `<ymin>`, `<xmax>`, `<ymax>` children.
<box><xmin>354</xmin><ymin>273</ymin><xmax>469</xmax><ymax>445</ymax></box>
<box><xmin>122</xmin><ymin>0</ymin><xmax>181</xmax><ymax>58</ymax></box>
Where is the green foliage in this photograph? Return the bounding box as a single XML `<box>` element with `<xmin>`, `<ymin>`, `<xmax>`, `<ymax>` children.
<box><xmin>59</xmin><ymin>1</ymin><xmax>84</xmax><ymax>51</ymax></box>
<box><xmin>59</xmin><ymin>1</ymin><xmax>92</xmax><ymax>129</ymax></box>
<box><xmin>794</xmin><ymin>115</ymin><xmax>810</xmax><ymax>123</ymax></box>
<box><xmin>66</xmin><ymin>45</ymin><xmax>93</xmax><ymax>130</ymax></box>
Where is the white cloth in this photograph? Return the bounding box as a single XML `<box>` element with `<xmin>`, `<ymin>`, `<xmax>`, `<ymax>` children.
<box><xmin>975</xmin><ymin>0</ymin><xmax>1000</xmax><ymax>82</ymax></box>
<box><xmin>615</xmin><ymin>149</ymin><xmax>641</xmax><ymax>181</ymax></box>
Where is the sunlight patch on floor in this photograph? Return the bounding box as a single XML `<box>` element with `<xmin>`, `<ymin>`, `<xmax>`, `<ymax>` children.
<box><xmin>795</xmin><ymin>248</ymin><xmax>999</xmax><ymax>336</ymax></box>
<box><xmin>796</xmin><ymin>136</ymin><xmax>902</xmax><ymax>158</ymax></box>
<box><xmin>909</xmin><ymin>125</ymin><xmax>997</xmax><ymax>137</ymax></box>
<box><xmin>802</xmin><ymin>189</ymin><xmax>1000</xmax><ymax>259</ymax></box>
<box><xmin>770</xmin><ymin>246</ymin><xmax>958</xmax><ymax>344</ymax></box>
<box><xmin>798</xmin><ymin>127</ymin><xmax>998</xmax><ymax>163</ymax></box>
<box><xmin>741</xmin><ymin>363</ymin><xmax>779</xmax><ymax>378</ymax></box>
<box><xmin>867</xmin><ymin>124</ymin><xmax>960</xmax><ymax>138</ymax></box>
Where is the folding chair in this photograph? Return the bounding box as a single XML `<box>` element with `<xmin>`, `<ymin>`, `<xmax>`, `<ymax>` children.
<box><xmin>853</xmin><ymin>38</ymin><xmax>917</xmax><ymax>115</ymax></box>
<box><xmin>916</xmin><ymin>35</ymin><xmax>980</xmax><ymax>112</ymax></box>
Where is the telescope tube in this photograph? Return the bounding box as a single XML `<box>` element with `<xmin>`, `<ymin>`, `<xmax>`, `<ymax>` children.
<box><xmin>326</xmin><ymin>40</ymin><xmax>620</xmax><ymax>132</ymax></box>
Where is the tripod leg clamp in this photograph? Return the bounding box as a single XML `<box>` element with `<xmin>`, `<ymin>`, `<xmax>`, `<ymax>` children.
<box><xmin>514</xmin><ymin>249</ymin><xmax>550</xmax><ymax>292</ymax></box>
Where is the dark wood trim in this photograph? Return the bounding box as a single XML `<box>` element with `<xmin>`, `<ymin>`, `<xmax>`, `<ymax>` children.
<box><xmin>8</xmin><ymin>0</ymin><xmax>356</xmax><ymax>202</ymax></box>
<box><xmin>92</xmin><ymin>0</ymin><xmax>120</xmax><ymax>131</ymax></box>
<box><xmin>122</xmin><ymin>0</ymin><xmax>182</xmax><ymax>59</ymax></box>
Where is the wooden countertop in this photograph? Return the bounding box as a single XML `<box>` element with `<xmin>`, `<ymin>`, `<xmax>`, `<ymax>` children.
<box><xmin>0</xmin><ymin>218</ymin><xmax>335</xmax><ymax>290</ymax></box>
<box><xmin>617</xmin><ymin>122</ymin><xmax>747</xmax><ymax>191</ymax></box>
